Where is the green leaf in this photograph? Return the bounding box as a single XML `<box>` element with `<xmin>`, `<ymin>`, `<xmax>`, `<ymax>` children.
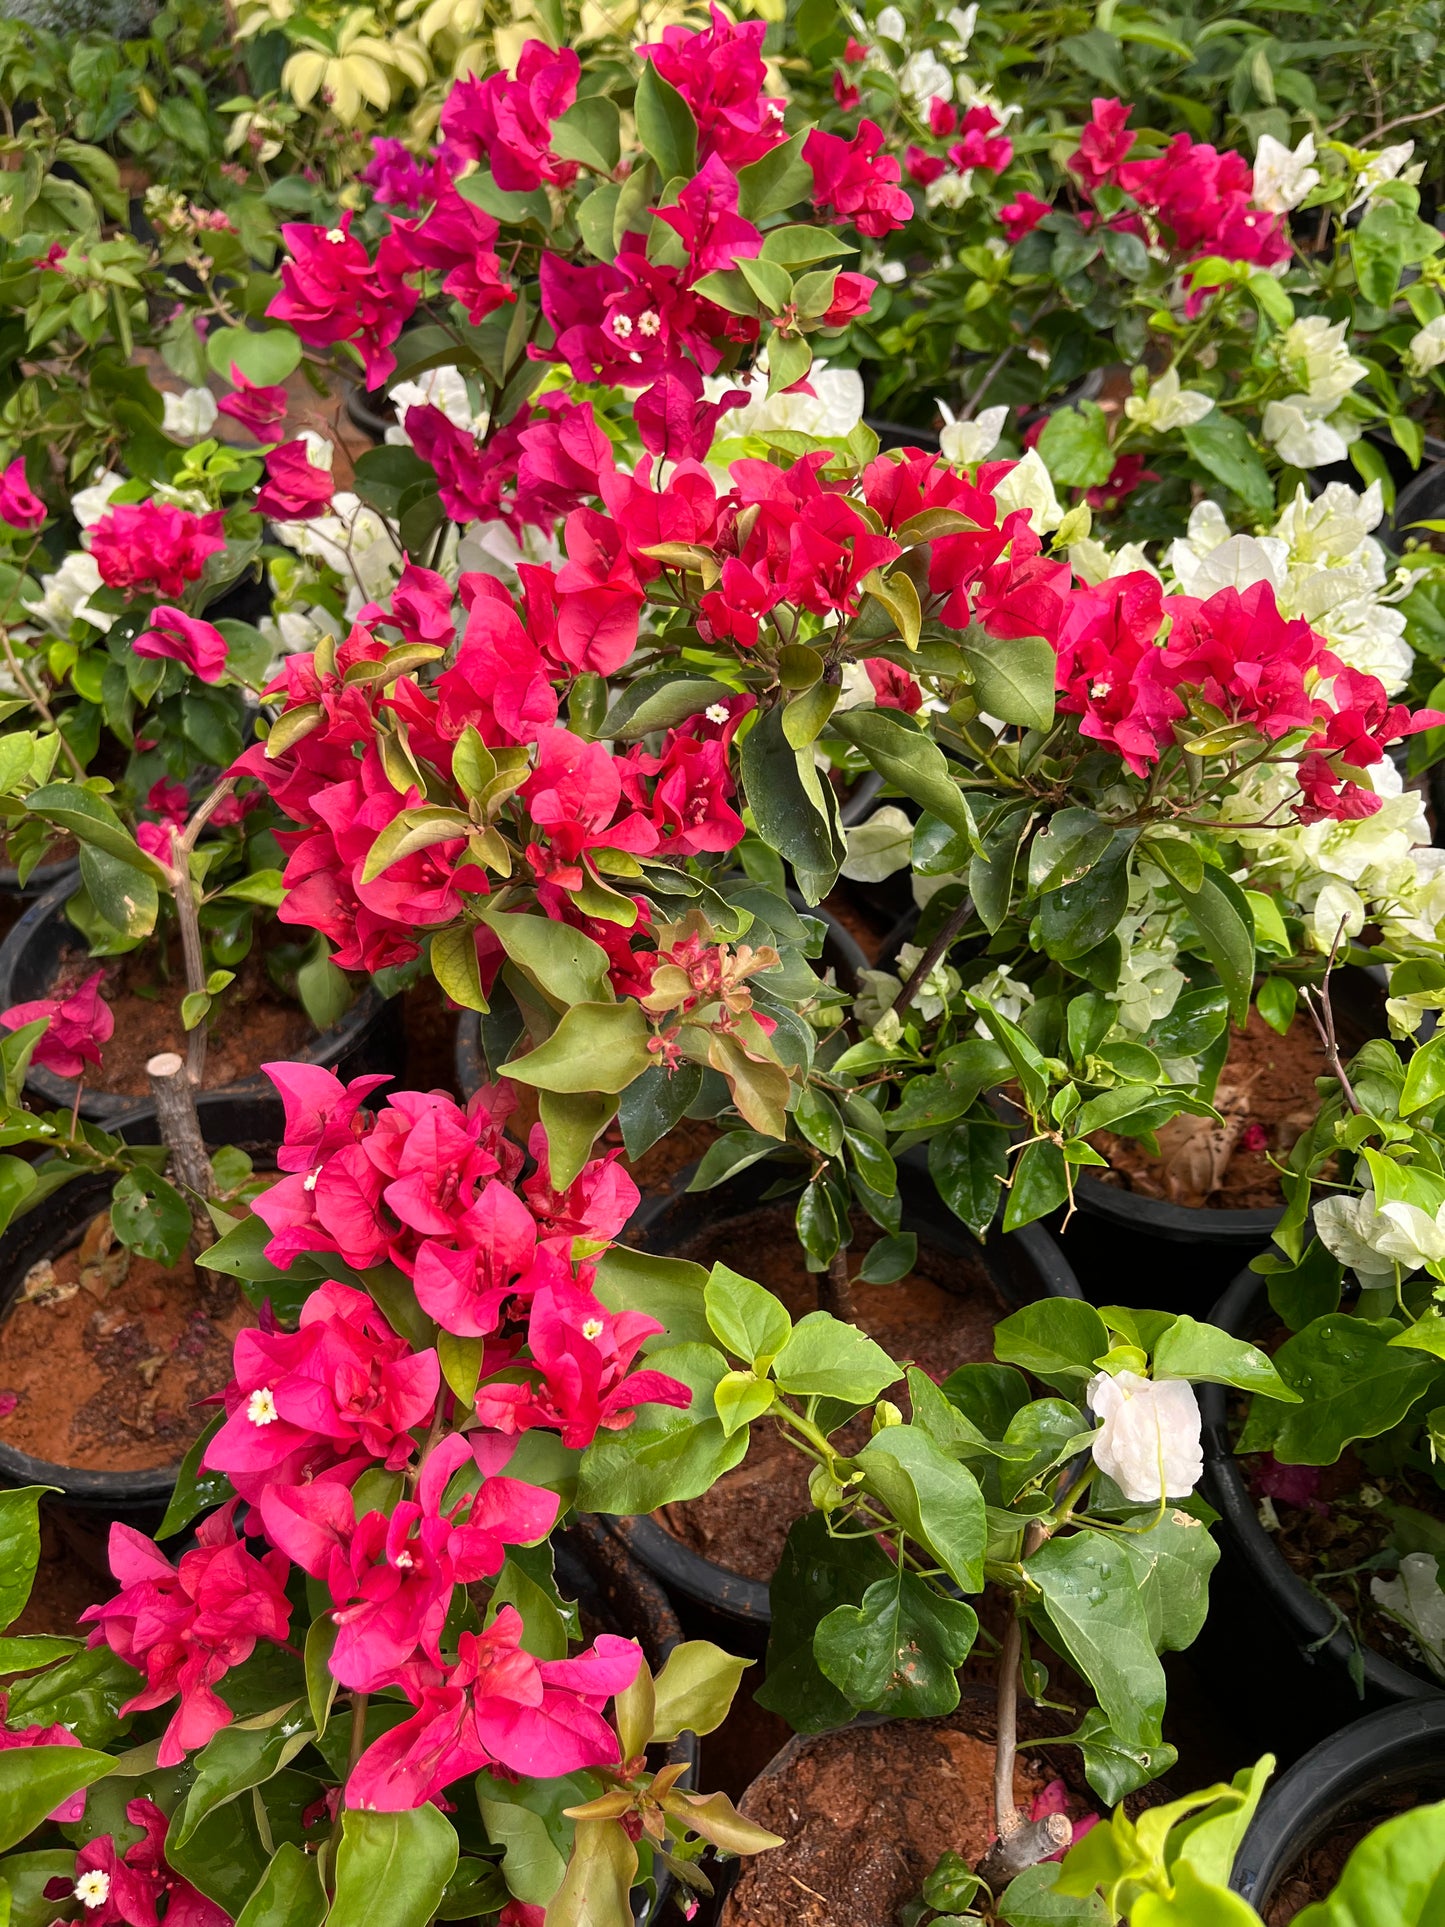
<box><xmin>576</xmin><ymin>1343</ymin><xmax>747</xmax><ymax>1511</ymax></box>
<box><xmin>634</xmin><ymin>60</ymin><xmax>698</xmax><ymax>181</ymax></box>
<box><xmin>1126</xmin><ymin>1507</ymin><xmax>1220</xmax><ymax>1654</ymax></box>
<box><xmin>0</xmin><ymin>1851</ymin><xmax>79</xmax><ymax>1927</ymax></box>
<box><xmin>756</xmin><ymin>1513</ymin><xmax>896</xmax><ymax>1733</ymax></box>
<box><xmin>1240</xmin><ymin>1315</ymin><xmax>1443</xmax><ymax>1464</ymax></box>
<box><xmin>1037</xmin><ymin>402</ymin><xmax>1115</xmax><ymax>489</ymax></box>
<box><xmin>437</xmin><ymin>1331</ymin><xmax>484</xmax><ymax>1406</ymax></box>
<box><xmin>1172</xmin><ymin>867</ymin><xmax>1256</xmax><ymax>1029</ymax></box>
<box><xmin>156</xmin><ymin>1411</ymin><xmax>231</xmax><ymax>1539</ymax></box>
<box><xmin>173</xmin><ymin>1705</ymin><xmax>315</xmax><ymax>1847</ymax></box>
<box><xmin>740</xmin><ymin>702</ymin><xmax>846</xmax><ymax>905</ymax></box>
<box><xmin>970</xmin><ymin>800</ymin><xmax>1031</xmax><ymax>935</ymax></box>
<box><xmin>815</xmin><ymin>1569</ymin><xmax>977</xmax><ymax>1717</ymax></box>
<box><xmin>1402</xmin><ymin>1030</ymin><xmax>1445</xmax><ymax>1115</ymax></box>
<box><xmin>714</xmin><ymin>1369</ymin><xmax>776</xmax><ymax>1436</ymax></box>
<box><xmin>856</xmin><ymin>1424</ymin><xmax>987</xmax><ymax>1591</ymax></box>
<box><xmin>999</xmin><ymin>1861</ymin><xmax>1111</xmax><ymax>1927</ymax></box>
<box><xmin>305</xmin><ymin>1615</ymin><xmax>339</xmax><ymax>1742</ymax></box>
<box><xmin>1003</xmin><ymin>1139</ymin><xmax>1072</xmax><ymax>1231</ymax></box>
<box><xmin>1132</xmin><ymin>1862</ymin><xmax>1268</xmax><ymax>1927</ymax></box>
<box><xmin>504</xmin><ymin>1001</ymin><xmax>651</xmax><ymax>1094</ymax></box>
<box><xmin>993</xmin><ymin>1301</ymin><xmax>1111</xmax><ymax>1393</ymax></box>
<box><xmin>704</xmin><ymin>1263</ymin><xmax>791</xmax><ymax>1366</ymax></box>
<box><xmin>1029</xmin><ymin>810</ymin><xmax>1114</xmax><ymax>896</ymax></box>
<box><xmin>600</xmin><ymin>674</ymin><xmax>738</xmax><ymax>742</ymax></box>
<box><xmin>25</xmin><ymin>784</ymin><xmax>168</xmax><ymax>881</ymax></box>
<box><xmin>428</xmin><ymin>924</ymin><xmax>487</xmax><ymax>1015</ymax></box>
<box><xmin>544</xmin><ymin>1818</ymin><xmax>636</xmax><ymax>1927</ymax></box>
<box><xmin>737</xmin><ymin>127</ymin><xmax>814</xmax><ymax>221</ymax></box>
<box><xmin>0</xmin><ymin>1489</ymin><xmax>45</xmax><ymax>1632</ymax></box>
<box><xmin>79</xmin><ymin>844</ymin><xmax>158</xmax><ymax>940</ymax></box>
<box><xmin>110</xmin><ymin>1169</ymin><xmax>191</xmax><ymax>1265</ymax></box>
<box><xmin>618</xmin><ymin>1061</ymin><xmax>703</xmax><ymax>1159</ymax></box>
<box><xmin>6</xmin><ymin>1647</ymin><xmax>137</xmax><ymax>1748</ymax></box>
<box><xmin>551</xmin><ymin>93</ymin><xmax>621</xmax><ymax>174</ymax></box>
<box><xmin>591</xmin><ymin>1246</ymin><xmax>711</xmax><ymax>1351</ymax></box>
<box><xmin>772</xmin><ymin>1312</ymin><xmax>899</xmax><ymax>1402</ymax></box>
<box><xmin>960</xmin><ymin>629</ymin><xmax>1058</xmax><ymax>732</ymax></box>
<box><xmin>858</xmin><ymin>1232</ymin><xmax>917</xmax><ymax>1284</ymax></box>
<box><xmin>828</xmin><ymin>707</ymin><xmax>975</xmax><ymax>839</ymax></box>
<box><xmin>0</xmin><ymin>1636</ymin><xmax>79</xmax><ymax>1675</ymax></box>
<box><xmin>649</xmin><ymin>1642</ymin><xmax>752</xmax><ymax>1742</ymax></box>
<box><xmin>928</xmin><ymin>1117</ymin><xmax>1010</xmax><ymax>1238</ymax></box>
<box><xmin>1050</xmin><ymin>1708</ymin><xmax>1179</xmax><ymax>1807</ymax></box>
<box><xmin>1027</xmin><ymin>1530</ymin><xmax>1166</xmax><ymax>1749</ymax></box>
<box><xmin>326</xmin><ymin>1808</ymin><xmax>459</xmax><ymax>1927</ymax></box>
<box><xmin>1039</xmin><ymin>831</ymin><xmax>1133</xmax><ymax>962</ymax></box>
<box><xmin>296</xmin><ymin>941</ymin><xmax>352</xmax><ymax>1031</ymax></box>
<box><xmin>1182</xmin><ymin>412</ymin><xmax>1274</xmax><ymax>514</ymax></box>
<box><xmin>236</xmin><ymin>1842</ymin><xmax>327</xmax><ymax>1927</ymax></box>
<box><xmin>0</xmin><ymin>1749</ymin><xmax>113</xmax><ymax>1853</ymax></box>
<box><xmin>1151</xmin><ymin>1315</ymin><xmax>1299</xmax><ymax>1400</ymax></box>
<box><xmin>206</xmin><ymin>326</ymin><xmax>301</xmax><ymax>387</ymax></box>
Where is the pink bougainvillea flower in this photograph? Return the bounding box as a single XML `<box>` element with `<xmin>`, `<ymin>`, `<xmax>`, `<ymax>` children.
<box><xmin>1000</xmin><ymin>191</ymin><xmax>1052</xmax><ymax>242</ymax></box>
<box><xmin>362</xmin><ymin>135</ymin><xmax>449</xmax><ymax>211</ymax></box>
<box><xmin>523</xmin><ymin>1124</ymin><xmax>640</xmax><ymax>1250</ymax></box>
<box><xmin>473</xmin><ymin>1277</ymin><xmax>691</xmax><ymax>1450</ymax></box>
<box><xmin>521</xmin><ymin>727</ymin><xmax>661</xmax><ymax>889</ymax></box>
<box><xmin>949</xmin><ymin>104</ymin><xmax>1013</xmax><ymax>174</ymax></box>
<box><xmin>0</xmin><ymin>458</ymin><xmax>46</xmax><ymax>530</ymax></box>
<box><xmin>260</xmin><ymin>1432</ymin><xmax>559</xmax><ymax>1691</ymax></box>
<box><xmin>634</xmin><ymin>359</ymin><xmax>749</xmax><ymax>464</ymax></box>
<box><xmin>1</xmin><ymin>968</ymin><xmax>113</xmax><ymax>1079</ymax></box>
<box><xmin>255</xmin><ymin>440</ymin><xmax>336</xmax><ymax>521</ymax></box>
<box><xmin>90</xmin><ymin>503</ymin><xmax>226</xmax><ymax>599</ymax></box>
<box><xmin>345</xmin><ymin>1604</ymin><xmax>642</xmax><ymax>1809</ymax></box>
<box><xmin>637</xmin><ymin>6</ymin><xmax>786</xmax><ymax>169</ymax></box>
<box><xmin>1070</xmin><ymin>97</ymin><xmax>1136</xmax><ymax>188</ymax></box>
<box><xmin>46</xmin><ymin>1796</ymin><xmax>231</xmax><ymax>1927</ymax></box>
<box><xmin>0</xmin><ymin>1691</ymin><xmax>87</xmax><ymax>1821</ymax></box>
<box><xmin>202</xmin><ymin>1279</ymin><xmax>440</xmax><ymax>1497</ymax></box>
<box><xmin>440</xmin><ymin>41</ymin><xmax>580</xmax><ymax>191</ymax></box>
<box><xmin>216</xmin><ymin>364</ymin><xmax>288</xmax><ymax>438</ymax></box>
<box><xmin>133</xmin><ymin>606</ymin><xmax>230</xmax><ymax>683</ymax></box>
<box><xmin>1029</xmin><ymin>1779</ymin><xmax>1099</xmax><ymax>1860</ymax></box>
<box><xmin>393</xmin><ymin>183</ymin><xmax>513</xmax><ymax>325</ymax></box>
<box><xmin>360</xmin><ymin>558</ymin><xmax>456</xmax><ymax>652</ymax></box>
<box><xmin>146</xmin><ymin>777</ymin><xmax>190</xmax><ymax>829</ymax></box>
<box><xmin>267</xmin><ymin>213</ymin><xmax>419</xmax><ymax>389</ymax></box>
<box><xmin>81</xmin><ymin>1503</ymin><xmax>292</xmax><ymax>1769</ymax></box>
<box><xmin>865</xmin><ymin>657</ymin><xmax>923</xmax><ymax>713</ymax></box>
<box><xmin>805</xmin><ymin>120</ymin><xmax>914</xmax><ymax>237</ymax></box>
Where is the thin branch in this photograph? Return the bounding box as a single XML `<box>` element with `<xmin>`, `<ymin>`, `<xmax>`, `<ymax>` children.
<box><xmin>1299</xmin><ymin>917</ymin><xmax>1361</xmax><ymax>1116</ymax></box>
<box><xmin>890</xmin><ymin>893</ymin><xmax>974</xmax><ymax>1017</ymax></box>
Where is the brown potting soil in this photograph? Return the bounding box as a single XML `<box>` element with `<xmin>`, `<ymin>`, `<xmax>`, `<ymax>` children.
<box><xmin>820</xmin><ymin>888</ymin><xmax>888</xmax><ymax>965</ymax></box>
<box><xmin>0</xmin><ymin>1216</ymin><xmax>252</xmax><ymax>1471</ymax></box>
<box><xmin>1094</xmin><ymin>1009</ymin><xmax>1335</xmax><ymax>1209</ymax></box>
<box><xmin>6</xmin><ymin>1508</ymin><xmax>114</xmax><ymax>1638</ymax></box>
<box><xmin>48</xmin><ymin>939</ymin><xmax>314</xmax><ymax>1096</ymax></box>
<box><xmin>652</xmin><ymin>1207</ymin><xmax>1010</xmax><ymax>1583</ymax></box>
<box><xmin>1263</xmin><ymin>1788</ymin><xmax>1423</xmax><ymax>1925</ymax></box>
<box><xmin>610</xmin><ymin>1113</ymin><xmax>720</xmax><ymax>1200</ymax></box>
<box><xmin>720</xmin><ymin>1698</ymin><xmax>1082</xmax><ymax>1927</ymax></box>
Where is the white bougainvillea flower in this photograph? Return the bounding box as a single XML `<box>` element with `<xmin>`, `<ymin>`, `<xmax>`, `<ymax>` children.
<box><xmin>1347</xmin><ymin>141</ymin><xmax>1422</xmax><ymax>213</ymax></box>
<box><xmin>1406</xmin><ymin>316</ymin><xmax>1445</xmax><ymax>378</ymax></box>
<box><xmin>1312</xmin><ymin>1190</ymin><xmax>1397</xmax><ymax>1288</ymax></box>
<box><xmin>162</xmin><ymin>387</ymin><xmax>219</xmax><ymax>442</ymax></box>
<box><xmin>993</xmin><ymin>448</ymin><xmax>1063</xmax><ymax>532</ymax></box>
<box><xmin>1261</xmin><ymin>398</ymin><xmax>1357</xmax><ymax>469</ymax></box>
<box><xmin>937</xmin><ymin>400</ymin><xmax>1008</xmax><ymax>466</ymax></box>
<box><xmin>1123</xmin><ymin>366</ymin><xmax>1215</xmax><ymax>432</ymax></box>
<box><xmin>1087</xmin><ymin>1370</ymin><xmax>1203</xmax><ymax>1503</ymax></box>
<box><xmin>1252</xmin><ymin>132</ymin><xmax>1320</xmax><ymax>213</ymax></box>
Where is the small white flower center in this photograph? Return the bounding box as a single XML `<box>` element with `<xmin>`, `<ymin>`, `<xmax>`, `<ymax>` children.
<box><xmin>325</xmin><ymin>227</ymin><xmax>346</xmax><ymax>243</ymax></box>
<box><xmin>303</xmin><ymin>1168</ymin><xmax>320</xmax><ymax>1192</ymax></box>
<box><xmin>581</xmin><ymin>1318</ymin><xmax>604</xmax><ymax>1341</ymax></box>
<box><xmin>637</xmin><ymin>310</ymin><xmax>661</xmax><ymax>337</ymax></box>
<box><xmin>610</xmin><ymin>313</ymin><xmax>634</xmax><ymax>339</ymax></box>
<box><xmin>1089</xmin><ymin>681</ymin><xmax>1110</xmax><ymax>699</ymax></box>
<box><xmin>75</xmin><ymin>1873</ymin><xmax>111</xmax><ymax>1909</ymax></box>
<box><xmin>705</xmin><ymin>703</ymin><xmax>729</xmax><ymax>724</ymax></box>
<box><xmin>393</xmin><ymin>1548</ymin><xmax>414</xmax><ymax>1569</ymax></box>
<box><xmin>247</xmin><ymin>1386</ymin><xmax>278</xmax><ymax>1426</ymax></box>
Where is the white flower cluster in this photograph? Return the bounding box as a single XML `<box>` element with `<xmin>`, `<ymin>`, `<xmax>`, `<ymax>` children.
<box><xmin>1373</xmin><ymin>1552</ymin><xmax>1445</xmax><ymax>1679</ymax></box>
<box><xmin>384</xmin><ymin>364</ymin><xmax>490</xmax><ymax>444</ymax></box>
<box><xmin>1252</xmin><ymin>132</ymin><xmax>1320</xmax><ymax>214</ymax></box>
<box><xmin>708</xmin><ymin>359</ymin><xmax>865</xmax><ymax>443</ymax></box>
<box><xmin>1164</xmin><ymin>482</ymin><xmax>1412</xmax><ymax>693</ymax></box>
<box><xmin>1314</xmin><ymin>1185</ymin><xmax>1445</xmax><ymax>1286</ymax></box>
<box><xmin>1088</xmin><ymin>1370</ymin><xmax>1203</xmax><ymax>1503</ymax></box>
<box><xmin>1262</xmin><ymin>317</ymin><xmax>1368</xmax><ymax>469</ymax></box>
<box><xmin>1123</xmin><ymin>367</ymin><xmax>1215</xmax><ymax>434</ymax></box>
<box><xmin>936</xmin><ymin>400</ymin><xmax>1008</xmax><ymax>466</ymax></box>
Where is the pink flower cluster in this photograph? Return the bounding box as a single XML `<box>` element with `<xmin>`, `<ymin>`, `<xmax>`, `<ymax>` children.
<box><xmin>0</xmin><ymin>458</ymin><xmax>45</xmax><ymax>531</ymax></box>
<box><xmin>1</xmin><ymin>967</ymin><xmax>113</xmax><ymax>1079</ymax></box>
<box><xmin>231</xmin><ymin>533</ymin><xmax>750</xmax><ymax>975</ymax></box>
<box><xmin>91</xmin><ymin>502</ymin><xmax>226</xmax><ymax>600</ymax></box>
<box><xmin>1069</xmin><ymin>97</ymin><xmax>1290</xmax><ymax>281</ymax></box>
<box><xmin>906</xmin><ymin>101</ymin><xmax>1014</xmax><ymax>190</ymax></box>
<box><xmin>45</xmin><ymin>1796</ymin><xmax>231</xmax><ymax>1927</ymax></box>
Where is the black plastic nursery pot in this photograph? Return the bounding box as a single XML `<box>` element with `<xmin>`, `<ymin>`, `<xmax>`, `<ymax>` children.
<box><xmin>1198</xmin><ymin>1265</ymin><xmax>1444</xmax><ymax>1765</ymax></box>
<box><xmin>0</xmin><ymin>876</ymin><xmax>403</xmax><ymax>1125</ymax></box>
<box><xmin>605</xmin><ymin>1153</ymin><xmax>1082</xmax><ymax>1636</ymax></box>
<box><xmin>1231</xmin><ymin>1700</ymin><xmax>1445</xmax><ymax>1915</ymax></box>
<box><xmin>1384</xmin><ymin>456</ymin><xmax>1445</xmax><ymax>555</ymax></box>
<box><xmin>0</xmin><ymin>851</ymin><xmax>79</xmax><ymax>903</ymax></box>
<box><xmin>454</xmin><ymin>897</ymin><xmax>871</xmax><ymax>1101</ymax></box>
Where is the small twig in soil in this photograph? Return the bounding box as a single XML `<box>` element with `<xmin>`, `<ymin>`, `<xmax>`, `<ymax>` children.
<box><xmin>890</xmin><ymin>894</ymin><xmax>974</xmax><ymax>1019</ymax></box>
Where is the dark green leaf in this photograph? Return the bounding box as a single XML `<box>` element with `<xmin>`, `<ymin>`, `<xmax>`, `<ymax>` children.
<box><xmin>814</xmin><ymin>1569</ymin><xmax>977</xmax><ymax>1716</ymax></box>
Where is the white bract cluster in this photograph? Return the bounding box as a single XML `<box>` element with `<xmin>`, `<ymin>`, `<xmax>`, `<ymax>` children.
<box><xmin>1123</xmin><ymin>367</ymin><xmax>1215</xmax><ymax>433</ymax></box>
<box><xmin>709</xmin><ymin>359</ymin><xmax>865</xmax><ymax>443</ymax></box>
<box><xmin>385</xmin><ymin>363</ymin><xmax>490</xmax><ymax>443</ymax></box>
<box><xmin>1314</xmin><ymin>1185</ymin><xmax>1445</xmax><ymax>1286</ymax></box>
<box><xmin>1261</xmin><ymin>317</ymin><xmax>1368</xmax><ymax>469</ymax></box>
<box><xmin>1087</xmin><ymin>1370</ymin><xmax>1203</xmax><ymax>1504</ymax></box>
<box><xmin>1163</xmin><ymin>483</ymin><xmax>1412</xmax><ymax>693</ymax></box>
<box><xmin>1251</xmin><ymin>132</ymin><xmax>1321</xmax><ymax>214</ymax></box>
<box><xmin>936</xmin><ymin>400</ymin><xmax>1008</xmax><ymax>466</ymax></box>
<box><xmin>1373</xmin><ymin>1552</ymin><xmax>1445</xmax><ymax>1679</ymax></box>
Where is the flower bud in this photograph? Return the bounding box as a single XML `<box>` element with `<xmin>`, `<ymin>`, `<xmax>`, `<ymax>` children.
<box><xmin>871</xmin><ymin>1400</ymin><xmax>903</xmax><ymax>1434</ymax></box>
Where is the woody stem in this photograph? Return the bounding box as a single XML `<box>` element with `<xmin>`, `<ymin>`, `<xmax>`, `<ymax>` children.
<box><xmin>346</xmin><ymin>1691</ymin><xmax>369</xmax><ymax>1786</ymax></box>
<box><xmin>818</xmin><ymin>1245</ymin><xmax>855</xmax><ymax>1322</ymax></box>
<box><xmin>890</xmin><ymin>894</ymin><xmax>974</xmax><ymax>1018</ymax></box>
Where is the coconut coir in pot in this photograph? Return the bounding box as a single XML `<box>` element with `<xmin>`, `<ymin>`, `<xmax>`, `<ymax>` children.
<box><xmin>651</xmin><ymin>1206</ymin><xmax>1010</xmax><ymax>1584</ymax></box>
<box><xmin>720</xmin><ymin>1698</ymin><xmax>1087</xmax><ymax>1927</ymax></box>
<box><xmin>0</xmin><ymin>1217</ymin><xmax>251</xmax><ymax>1471</ymax></box>
<box><xmin>1094</xmin><ymin>1009</ymin><xmax>1337</xmax><ymax>1209</ymax></box>
<box><xmin>48</xmin><ymin>940</ymin><xmax>314</xmax><ymax>1098</ymax></box>
<box><xmin>1262</xmin><ymin>1787</ymin><xmax>1430</xmax><ymax>1925</ymax></box>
